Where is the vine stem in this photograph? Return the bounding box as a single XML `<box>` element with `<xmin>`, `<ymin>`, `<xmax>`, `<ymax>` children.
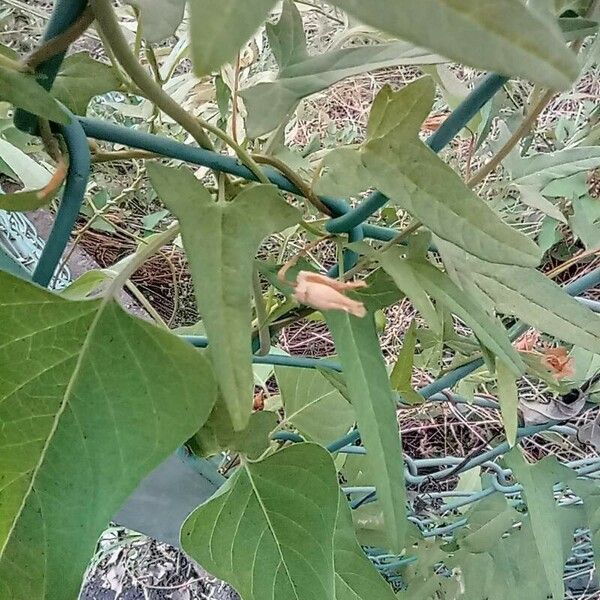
<box><xmin>253</xmin><ymin>269</ymin><xmax>271</xmax><ymax>356</ymax></box>
<box><xmin>466</xmin><ymin>89</ymin><xmax>555</xmax><ymax>188</ymax></box>
<box><xmin>25</xmin><ymin>6</ymin><xmax>95</xmax><ymax>69</ymax></box>
<box><xmin>90</xmin><ymin>0</ymin><xmax>270</xmax><ymax>184</ymax></box>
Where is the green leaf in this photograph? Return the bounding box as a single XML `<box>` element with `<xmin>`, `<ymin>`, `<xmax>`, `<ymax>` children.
<box><xmin>496</xmin><ymin>359</ymin><xmax>519</xmax><ymax>445</ymax></box>
<box><xmin>141</xmin><ymin>208</ymin><xmax>170</xmax><ymax>230</ymax></box>
<box><xmin>372</xmin><ymin>250</ymin><xmax>440</xmax><ymax>332</ymax></box>
<box><xmin>0</xmin><ymin>188</ymin><xmax>56</xmax><ymax>212</ymax></box>
<box><xmin>0</xmin><ymin>139</ymin><xmax>51</xmax><ymax>189</ymax></box>
<box><xmin>570</xmin><ymin>195</ymin><xmax>600</xmax><ymax>250</ymax></box>
<box><xmin>458</xmin><ymin>493</ymin><xmax>521</xmax><ymax>554</ymax></box>
<box><xmin>181</xmin><ymin>443</ymin><xmax>339</xmax><ymax>600</ymax></box>
<box><xmin>276</xmin><ymin>366</ymin><xmax>355</xmax><ymax>445</ymax></box>
<box><xmin>325</xmin><ymin>311</ymin><xmax>408</xmax><ymax>553</ymax></box>
<box><xmin>463</xmin><ymin>258</ymin><xmax>600</xmax><ymax>355</ymax></box>
<box><xmin>148</xmin><ymin>164</ymin><xmax>300</xmax><ymax>430</ymax></box>
<box><xmin>515</xmin><ymin>184</ymin><xmax>567</xmax><ymax>223</ymax></box>
<box><xmin>0</xmin><ymin>272</ymin><xmax>217</xmax><ymax>600</ymax></box>
<box><xmin>126</xmin><ymin>0</ymin><xmax>186</xmax><ymax>43</ymax></box>
<box><xmin>511</xmin><ymin>147</ymin><xmax>600</xmax><ymax>187</ymax></box>
<box><xmin>266</xmin><ymin>0</ymin><xmax>309</xmax><ymax>70</ymax></box>
<box><xmin>0</xmin><ymin>66</ymin><xmax>69</xmax><ymax>124</ymax></box>
<box><xmin>390</xmin><ymin>321</ymin><xmax>423</xmax><ymax>405</ymax></box>
<box><xmin>351</xmin><ymin>268</ymin><xmax>404</xmax><ymax>313</ymax></box>
<box><xmin>569</xmin><ymin>479</ymin><xmax>600</xmax><ymax>567</ymax></box>
<box><xmin>366</xmin><ymin>77</ymin><xmax>436</xmax><ymax>141</ymax></box>
<box><xmin>378</xmin><ymin>252</ymin><xmax>523</xmax><ymax>374</ymax></box>
<box><xmin>537</xmin><ymin>216</ymin><xmax>562</xmax><ymax>253</ymax></box>
<box><xmin>504</xmin><ymin>449</ymin><xmax>577</xmax><ymax>600</ymax></box>
<box><xmin>333</xmin><ymin>492</ymin><xmax>396</xmax><ymax>600</ymax></box>
<box><xmin>314</xmin><ymin>147</ymin><xmax>371</xmax><ymax>198</ymax></box>
<box><xmin>191</xmin><ymin>400</ymin><xmax>277</xmax><ymax>459</ymax></box>
<box><xmin>362</xmin><ymin>137</ymin><xmax>542</xmax><ymax>267</ymax></box>
<box><xmin>329</xmin><ymin>0</ymin><xmax>578</xmax><ymax>89</ymax></box>
<box><xmin>191</xmin><ymin>0</ymin><xmax>276</xmax><ymax>75</ymax></box>
<box><xmin>241</xmin><ymin>41</ymin><xmax>444</xmax><ymax>137</ymax></box>
<box><xmin>452</xmin><ymin>513</ymin><xmax>556</xmax><ymax>600</ymax></box>
<box><xmin>559</xmin><ymin>16</ymin><xmax>599</xmax><ymax>40</ymax></box>
<box><xmin>51</xmin><ymin>53</ymin><xmax>121</xmax><ymax>115</ymax></box>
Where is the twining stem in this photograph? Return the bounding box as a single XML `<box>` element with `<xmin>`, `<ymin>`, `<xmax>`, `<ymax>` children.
<box><xmin>253</xmin><ymin>154</ymin><xmax>333</xmax><ymax>216</ymax></box>
<box><xmin>91</xmin><ymin>0</ymin><xmax>270</xmax><ymax>184</ymax></box>
<box><xmin>546</xmin><ymin>248</ymin><xmax>600</xmax><ymax>279</ymax></box>
<box><xmin>38</xmin><ymin>118</ymin><xmax>63</xmax><ymax>163</ymax></box>
<box><xmin>91</xmin><ymin>0</ymin><xmax>212</xmax><ymax>150</ymax></box>
<box><xmin>25</xmin><ymin>7</ymin><xmax>96</xmax><ymax>70</ymax></box>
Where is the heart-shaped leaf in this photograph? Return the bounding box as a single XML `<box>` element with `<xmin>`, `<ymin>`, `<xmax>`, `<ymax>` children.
<box><xmin>0</xmin><ymin>272</ymin><xmax>217</xmax><ymax>600</ymax></box>
<box><xmin>191</xmin><ymin>0</ymin><xmax>276</xmax><ymax>75</ymax></box>
<box><xmin>276</xmin><ymin>366</ymin><xmax>355</xmax><ymax>445</ymax></box>
<box><xmin>181</xmin><ymin>443</ymin><xmax>339</xmax><ymax>600</ymax></box>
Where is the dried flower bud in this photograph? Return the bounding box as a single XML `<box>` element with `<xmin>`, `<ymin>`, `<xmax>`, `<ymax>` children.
<box><xmin>291</xmin><ymin>271</ymin><xmax>367</xmax><ymax>318</ymax></box>
<box><xmin>514</xmin><ymin>329</ymin><xmax>540</xmax><ymax>352</ymax></box>
<box><xmin>541</xmin><ymin>347</ymin><xmax>575</xmax><ymax>380</ymax></box>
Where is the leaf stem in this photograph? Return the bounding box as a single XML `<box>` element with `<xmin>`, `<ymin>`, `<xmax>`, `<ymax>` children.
<box><xmin>109</xmin><ymin>222</ymin><xmax>180</xmax><ymax>297</ymax></box>
<box><xmin>91</xmin><ymin>149</ymin><xmax>158</xmax><ymax>163</ymax></box>
<box><xmin>125</xmin><ymin>280</ymin><xmax>169</xmax><ymax>329</ymax></box>
<box><xmin>253</xmin><ymin>269</ymin><xmax>271</xmax><ymax>356</ymax></box>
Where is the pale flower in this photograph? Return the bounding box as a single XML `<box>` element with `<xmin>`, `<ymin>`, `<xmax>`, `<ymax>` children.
<box><xmin>291</xmin><ymin>271</ymin><xmax>367</xmax><ymax>318</ymax></box>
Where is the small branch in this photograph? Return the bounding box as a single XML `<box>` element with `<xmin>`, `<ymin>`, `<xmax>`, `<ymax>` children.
<box><xmin>277</xmin><ymin>235</ymin><xmax>331</xmax><ymax>284</ymax></box>
<box><xmin>109</xmin><ymin>222</ymin><xmax>180</xmax><ymax>296</ymax></box>
<box><xmin>466</xmin><ymin>89</ymin><xmax>554</xmax><ymax>188</ymax></box>
<box><xmin>91</xmin><ymin>149</ymin><xmax>158</xmax><ymax>163</ymax></box>
<box><xmin>231</xmin><ymin>53</ymin><xmax>241</xmax><ymax>144</ymax></box>
<box><xmin>25</xmin><ymin>6</ymin><xmax>96</xmax><ymax>70</ymax></box>
<box><xmin>91</xmin><ymin>0</ymin><xmax>214</xmax><ymax>151</ymax></box>
<box><xmin>144</xmin><ymin>45</ymin><xmax>163</xmax><ymax>85</ymax></box>
<box><xmin>38</xmin><ymin>118</ymin><xmax>63</xmax><ymax>162</ymax></box>
<box><xmin>125</xmin><ymin>280</ymin><xmax>169</xmax><ymax>329</ymax></box>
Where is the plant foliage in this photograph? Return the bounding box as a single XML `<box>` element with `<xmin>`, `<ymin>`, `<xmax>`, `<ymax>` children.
<box><xmin>0</xmin><ymin>0</ymin><xmax>599</xmax><ymax>599</ymax></box>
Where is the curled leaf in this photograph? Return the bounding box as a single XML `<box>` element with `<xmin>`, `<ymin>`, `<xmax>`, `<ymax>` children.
<box><xmin>290</xmin><ymin>271</ymin><xmax>367</xmax><ymax>318</ymax></box>
<box><xmin>519</xmin><ymin>394</ymin><xmax>586</xmax><ymax>425</ymax></box>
